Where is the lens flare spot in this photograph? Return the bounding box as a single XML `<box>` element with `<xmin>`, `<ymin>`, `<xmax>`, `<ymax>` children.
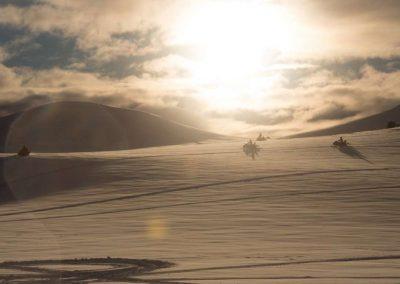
<box><xmin>146</xmin><ymin>218</ymin><xmax>168</xmax><ymax>240</ymax></box>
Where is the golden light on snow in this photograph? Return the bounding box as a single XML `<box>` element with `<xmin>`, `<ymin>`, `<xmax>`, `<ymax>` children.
<box><xmin>146</xmin><ymin>218</ymin><xmax>168</xmax><ymax>240</ymax></box>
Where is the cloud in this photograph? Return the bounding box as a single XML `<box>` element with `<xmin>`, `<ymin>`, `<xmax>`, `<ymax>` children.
<box><xmin>0</xmin><ymin>1</ymin><xmax>171</xmax><ymax>50</ymax></box>
<box><xmin>0</xmin><ymin>24</ymin><xmax>173</xmax><ymax>79</ymax></box>
<box><xmin>280</xmin><ymin>0</ymin><xmax>400</xmax><ymax>58</ymax></box>
<box><xmin>0</xmin><ymin>47</ymin><xmax>7</xmax><ymax>62</ymax></box>
<box><xmin>141</xmin><ymin>54</ymin><xmax>192</xmax><ymax>78</ymax></box>
<box><xmin>210</xmin><ymin>108</ymin><xmax>296</xmax><ymax>126</ymax></box>
<box><xmin>289</xmin><ymin>64</ymin><xmax>400</xmax><ymax>128</ymax></box>
<box><xmin>1</xmin><ymin>0</ymin><xmax>400</xmax><ymax>136</ymax></box>
<box><xmin>308</xmin><ymin>102</ymin><xmax>359</xmax><ymax>122</ymax></box>
<box><xmin>0</xmin><ymin>1</ymin><xmax>178</xmax><ymax>79</ymax></box>
<box><xmin>0</xmin><ymin>64</ymin><xmax>20</xmax><ymax>89</ymax></box>
<box><xmin>0</xmin><ymin>91</ymin><xmax>141</xmax><ymax>115</ymax></box>
<box><xmin>321</xmin><ymin>56</ymin><xmax>400</xmax><ymax>78</ymax></box>
<box><xmin>233</xmin><ymin>62</ymin><xmax>400</xmax><ymax>135</ymax></box>
<box><xmin>3</xmin><ymin>31</ymin><xmax>84</xmax><ymax>70</ymax></box>
<box><xmin>305</xmin><ymin>0</ymin><xmax>400</xmax><ymax>22</ymax></box>
<box><xmin>283</xmin><ymin>56</ymin><xmax>400</xmax><ymax>89</ymax></box>
<box><xmin>0</xmin><ymin>93</ymin><xmax>49</xmax><ymax>116</ymax></box>
<box><xmin>0</xmin><ymin>0</ymin><xmax>40</xmax><ymax>7</ymax></box>
<box><xmin>1</xmin><ymin>0</ymin><xmax>400</xmax><ymax>63</ymax></box>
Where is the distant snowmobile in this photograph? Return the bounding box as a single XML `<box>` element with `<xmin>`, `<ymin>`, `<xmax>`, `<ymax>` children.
<box><xmin>333</xmin><ymin>137</ymin><xmax>349</xmax><ymax>147</ymax></box>
<box><xmin>256</xmin><ymin>133</ymin><xmax>267</xmax><ymax>141</ymax></box>
<box><xmin>17</xmin><ymin>145</ymin><xmax>30</xmax><ymax>157</ymax></box>
<box><xmin>243</xmin><ymin>140</ymin><xmax>261</xmax><ymax>159</ymax></box>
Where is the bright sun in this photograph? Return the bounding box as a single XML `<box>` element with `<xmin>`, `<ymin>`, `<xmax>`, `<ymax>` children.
<box><xmin>172</xmin><ymin>0</ymin><xmax>295</xmax><ymax>109</ymax></box>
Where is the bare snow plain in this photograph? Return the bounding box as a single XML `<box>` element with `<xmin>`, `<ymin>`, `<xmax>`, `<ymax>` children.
<box><xmin>0</xmin><ymin>128</ymin><xmax>399</xmax><ymax>283</ymax></box>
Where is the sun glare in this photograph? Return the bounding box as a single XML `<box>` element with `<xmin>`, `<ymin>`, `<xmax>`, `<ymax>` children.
<box><xmin>172</xmin><ymin>0</ymin><xmax>295</xmax><ymax>109</ymax></box>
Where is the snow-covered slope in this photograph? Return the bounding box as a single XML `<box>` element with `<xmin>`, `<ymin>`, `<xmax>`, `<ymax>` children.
<box><xmin>288</xmin><ymin>105</ymin><xmax>400</xmax><ymax>138</ymax></box>
<box><xmin>0</xmin><ymin>128</ymin><xmax>399</xmax><ymax>283</ymax></box>
<box><xmin>0</xmin><ymin>101</ymin><xmax>220</xmax><ymax>153</ymax></box>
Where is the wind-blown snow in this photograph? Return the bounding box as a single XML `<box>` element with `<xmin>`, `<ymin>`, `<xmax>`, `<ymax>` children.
<box><xmin>0</xmin><ymin>128</ymin><xmax>399</xmax><ymax>283</ymax></box>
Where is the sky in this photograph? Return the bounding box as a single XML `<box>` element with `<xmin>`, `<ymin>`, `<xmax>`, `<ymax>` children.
<box><xmin>0</xmin><ymin>0</ymin><xmax>400</xmax><ymax>136</ymax></box>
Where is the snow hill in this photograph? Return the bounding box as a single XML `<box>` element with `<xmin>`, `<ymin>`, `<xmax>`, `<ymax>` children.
<box><xmin>288</xmin><ymin>105</ymin><xmax>400</xmax><ymax>138</ymax></box>
<box><xmin>0</xmin><ymin>101</ymin><xmax>220</xmax><ymax>153</ymax></box>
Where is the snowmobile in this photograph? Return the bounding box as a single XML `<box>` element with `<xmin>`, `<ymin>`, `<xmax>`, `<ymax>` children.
<box><xmin>17</xmin><ymin>145</ymin><xmax>30</xmax><ymax>157</ymax></box>
<box><xmin>256</xmin><ymin>133</ymin><xmax>267</xmax><ymax>141</ymax></box>
<box><xmin>332</xmin><ymin>138</ymin><xmax>348</xmax><ymax>147</ymax></box>
<box><xmin>243</xmin><ymin>140</ymin><xmax>261</xmax><ymax>159</ymax></box>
